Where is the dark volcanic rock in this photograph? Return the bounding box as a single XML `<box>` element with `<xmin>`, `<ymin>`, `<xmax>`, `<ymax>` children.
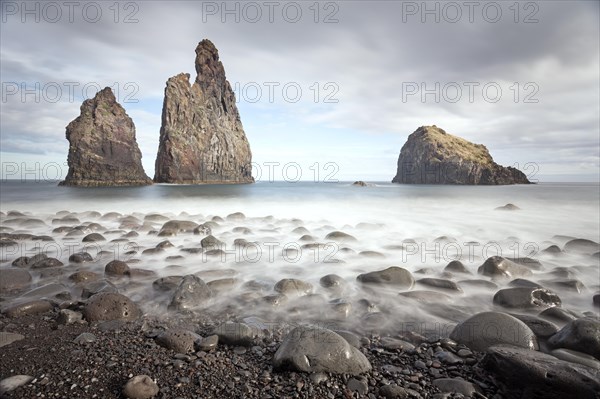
<box><xmin>168</xmin><ymin>275</ymin><xmax>212</xmax><ymax>311</ymax></box>
<box><xmin>357</xmin><ymin>266</ymin><xmax>415</xmax><ymax>289</ymax></box>
<box><xmin>273</xmin><ymin>326</ymin><xmax>371</xmax><ymax>375</ymax></box>
<box><xmin>450</xmin><ymin>311</ymin><xmax>538</xmax><ymax>351</ymax></box>
<box><xmin>60</xmin><ymin>87</ymin><xmax>152</xmax><ymax>187</ymax></box>
<box><xmin>392</xmin><ymin>126</ymin><xmax>530</xmax><ymax>185</ymax></box>
<box><xmin>0</xmin><ymin>268</ymin><xmax>32</xmax><ymax>293</ymax></box>
<box><xmin>482</xmin><ymin>345</ymin><xmax>600</xmax><ymax>399</ymax></box>
<box><xmin>154</xmin><ymin>39</ymin><xmax>253</xmax><ymax>184</ymax></box>
<box><xmin>83</xmin><ymin>292</ymin><xmax>141</xmax><ymax>322</ymax></box>
<box><xmin>478</xmin><ymin>256</ymin><xmax>533</xmax><ymax>279</ymax></box>
<box><xmin>548</xmin><ymin>318</ymin><xmax>600</xmax><ymax>360</ymax></box>
<box><xmin>493</xmin><ymin>287</ymin><xmax>561</xmax><ymax>309</ymax></box>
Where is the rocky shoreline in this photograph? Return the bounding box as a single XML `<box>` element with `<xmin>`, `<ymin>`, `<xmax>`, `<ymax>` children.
<box><xmin>1</xmin><ymin>210</ymin><xmax>599</xmax><ymax>398</ymax></box>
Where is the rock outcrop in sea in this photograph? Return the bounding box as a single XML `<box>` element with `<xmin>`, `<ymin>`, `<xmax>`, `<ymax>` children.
<box><xmin>60</xmin><ymin>87</ymin><xmax>152</xmax><ymax>187</ymax></box>
<box><xmin>154</xmin><ymin>39</ymin><xmax>253</xmax><ymax>184</ymax></box>
<box><xmin>392</xmin><ymin>126</ymin><xmax>530</xmax><ymax>185</ymax></box>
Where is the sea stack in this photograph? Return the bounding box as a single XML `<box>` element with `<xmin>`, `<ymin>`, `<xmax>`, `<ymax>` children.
<box><xmin>154</xmin><ymin>40</ymin><xmax>254</xmax><ymax>184</ymax></box>
<box><xmin>60</xmin><ymin>87</ymin><xmax>152</xmax><ymax>187</ymax></box>
<box><xmin>392</xmin><ymin>126</ymin><xmax>530</xmax><ymax>185</ymax></box>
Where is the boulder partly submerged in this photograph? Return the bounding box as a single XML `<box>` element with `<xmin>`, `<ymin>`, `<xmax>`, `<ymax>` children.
<box><xmin>60</xmin><ymin>87</ymin><xmax>152</xmax><ymax>187</ymax></box>
<box><xmin>392</xmin><ymin>126</ymin><xmax>530</xmax><ymax>185</ymax></box>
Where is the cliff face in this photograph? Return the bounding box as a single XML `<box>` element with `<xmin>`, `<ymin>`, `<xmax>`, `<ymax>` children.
<box><xmin>392</xmin><ymin>126</ymin><xmax>530</xmax><ymax>185</ymax></box>
<box><xmin>60</xmin><ymin>87</ymin><xmax>152</xmax><ymax>187</ymax></box>
<box><xmin>154</xmin><ymin>40</ymin><xmax>254</xmax><ymax>184</ymax></box>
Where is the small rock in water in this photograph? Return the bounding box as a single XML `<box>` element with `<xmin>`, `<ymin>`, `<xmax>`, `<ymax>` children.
<box><xmin>168</xmin><ymin>275</ymin><xmax>212</xmax><ymax>311</ymax></box>
<box><xmin>495</xmin><ymin>203</ymin><xmax>520</xmax><ymax>210</ymax></box>
<box><xmin>104</xmin><ymin>260</ymin><xmax>130</xmax><ymax>276</ymax></box>
<box><xmin>548</xmin><ymin>318</ymin><xmax>600</xmax><ymax>359</ymax></box>
<box><xmin>357</xmin><ymin>266</ymin><xmax>415</xmax><ymax>289</ymax></box>
<box><xmin>493</xmin><ymin>287</ymin><xmax>561</xmax><ymax>309</ymax></box>
<box><xmin>123</xmin><ymin>375</ymin><xmax>159</xmax><ymax>399</ymax></box>
<box><xmin>478</xmin><ymin>256</ymin><xmax>532</xmax><ymax>279</ymax></box>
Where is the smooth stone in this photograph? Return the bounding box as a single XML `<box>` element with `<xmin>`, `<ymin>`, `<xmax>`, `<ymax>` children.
<box><xmin>539</xmin><ymin>307</ymin><xmax>583</xmax><ymax>324</ymax></box>
<box><xmin>493</xmin><ymin>287</ymin><xmax>561</xmax><ymax>309</ymax></box>
<box><xmin>207</xmin><ymin>278</ymin><xmax>237</xmax><ymax>292</ymax></box>
<box><xmin>357</xmin><ymin>266</ymin><xmax>415</xmax><ymax>289</ymax></box>
<box><xmin>68</xmin><ymin>252</ymin><xmax>94</xmax><ymax>263</ymax></box>
<box><xmin>594</xmin><ymin>294</ymin><xmax>600</xmax><ymax>308</ymax></box>
<box><xmin>380</xmin><ymin>337</ymin><xmax>415</xmax><ymax>351</ymax></box>
<box><xmin>478</xmin><ymin>256</ymin><xmax>532</xmax><ymax>279</ymax></box>
<box><xmin>156</xmin><ymin>329</ymin><xmax>200</xmax><ymax>353</ymax></box>
<box><xmin>541</xmin><ymin>279</ymin><xmax>586</xmax><ymax>293</ymax></box>
<box><xmin>508</xmin><ymin>278</ymin><xmax>542</xmax><ymax>288</ymax></box>
<box><xmin>358</xmin><ymin>251</ymin><xmax>385</xmax><ymax>258</ymax></box>
<box><xmin>564</xmin><ymin>238</ymin><xmax>600</xmax><ymax>253</ymax></box>
<box><xmin>105</xmin><ymin>260</ymin><xmax>130</xmax><ymax>276</ymax></box>
<box><xmin>200</xmin><ymin>235</ymin><xmax>223</xmax><ymax>248</ymax></box>
<box><xmin>159</xmin><ymin>220</ymin><xmax>199</xmax><ymax>236</ymax></box>
<box><xmin>551</xmin><ymin>349</ymin><xmax>600</xmax><ymax>369</ymax></box>
<box><xmin>69</xmin><ymin>271</ymin><xmax>100</xmax><ymax>284</ymax></box>
<box><xmin>74</xmin><ymin>332</ymin><xmax>96</xmax><ymax>344</ymax></box>
<box><xmin>273</xmin><ymin>326</ymin><xmax>371</xmax><ymax>375</ymax></box>
<box><xmin>152</xmin><ymin>276</ymin><xmax>183</xmax><ymax>292</ymax></box>
<box><xmin>433</xmin><ymin>378</ymin><xmax>479</xmax><ymax>396</ymax></box>
<box><xmin>0</xmin><ymin>268</ymin><xmax>32</xmax><ymax>292</ymax></box>
<box><xmin>226</xmin><ymin>212</ymin><xmax>245</xmax><ymax>220</ymax></box>
<box><xmin>57</xmin><ymin>309</ymin><xmax>84</xmax><ymax>325</ymax></box>
<box><xmin>444</xmin><ymin>260</ymin><xmax>470</xmax><ymax>274</ymax></box>
<box><xmin>3</xmin><ymin>300</ymin><xmax>53</xmax><ymax>318</ymax></box>
<box><xmin>325</xmin><ymin>231</ymin><xmax>357</xmax><ymax>242</ymax></box>
<box><xmin>213</xmin><ymin>322</ymin><xmax>257</xmax><ymax>347</ymax></box>
<box><xmin>81</xmin><ymin>279</ymin><xmax>118</xmax><ymax>299</ymax></box>
<box><xmin>83</xmin><ymin>292</ymin><xmax>140</xmax><ymax>322</ymax></box>
<box><xmin>123</xmin><ymin>375</ymin><xmax>159</xmax><ymax>399</ymax></box>
<box><xmin>334</xmin><ymin>330</ymin><xmax>361</xmax><ymax>348</ymax></box>
<box><xmin>0</xmin><ymin>375</ymin><xmax>34</xmax><ymax>395</ymax></box>
<box><xmin>543</xmin><ymin>245</ymin><xmax>563</xmax><ymax>255</ymax></box>
<box><xmin>416</xmin><ymin>278</ymin><xmax>463</xmax><ymax>293</ymax></box>
<box><xmin>434</xmin><ymin>351</ymin><xmax>463</xmax><ymax>365</ymax></box>
<box><xmin>548</xmin><ymin>318</ymin><xmax>600</xmax><ymax>360</ymax></box>
<box><xmin>482</xmin><ymin>345</ymin><xmax>600</xmax><ymax>399</ymax></box>
<box><xmin>195</xmin><ymin>334</ymin><xmax>218</xmax><ymax>351</ymax></box>
<box><xmin>506</xmin><ymin>257</ymin><xmax>544</xmax><ymax>270</ymax></box>
<box><xmin>450</xmin><ymin>311</ymin><xmax>538</xmax><ymax>351</ymax></box>
<box><xmin>347</xmin><ymin>378</ymin><xmax>368</xmax><ymax>395</ymax></box>
<box><xmin>510</xmin><ymin>313</ymin><xmax>559</xmax><ymax>339</ymax></box>
<box><xmin>168</xmin><ymin>275</ymin><xmax>212</xmax><ymax>311</ymax></box>
<box><xmin>82</xmin><ymin>233</ymin><xmax>105</xmax><ymax>242</ymax></box>
<box><xmin>274</xmin><ymin>278</ymin><xmax>313</xmax><ymax>296</ymax></box>
<box><xmin>0</xmin><ymin>332</ymin><xmax>24</xmax><ymax>348</ymax></box>
<box><xmin>29</xmin><ymin>257</ymin><xmax>64</xmax><ymax>269</ymax></box>
<box><xmin>128</xmin><ymin>268</ymin><xmax>157</xmax><ymax>278</ymax></box>
<box><xmin>319</xmin><ymin>274</ymin><xmax>346</xmax><ymax>289</ymax></box>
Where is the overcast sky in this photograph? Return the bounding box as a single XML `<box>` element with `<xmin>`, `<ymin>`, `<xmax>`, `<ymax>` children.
<box><xmin>1</xmin><ymin>0</ymin><xmax>598</xmax><ymax>182</ymax></box>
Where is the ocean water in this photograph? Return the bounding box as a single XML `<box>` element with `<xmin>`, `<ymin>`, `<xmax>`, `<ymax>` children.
<box><xmin>1</xmin><ymin>181</ymin><xmax>599</xmax><ymax>335</ymax></box>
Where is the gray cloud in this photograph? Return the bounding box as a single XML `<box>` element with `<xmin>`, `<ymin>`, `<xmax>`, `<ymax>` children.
<box><xmin>1</xmin><ymin>0</ymin><xmax>598</xmax><ymax>180</ymax></box>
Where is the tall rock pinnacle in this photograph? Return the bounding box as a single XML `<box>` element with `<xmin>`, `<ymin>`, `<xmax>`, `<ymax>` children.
<box><xmin>60</xmin><ymin>87</ymin><xmax>152</xmax><ymax>187</ymax></box>
<box><xmin>154</xmin><ymin>39</ymin><xmax>254</xmax><ymax>183</ymax></box>
<box><xmin>392</xmin><ymin>126</ymin><xmax>531</xmax><ymax>185</ymax></box>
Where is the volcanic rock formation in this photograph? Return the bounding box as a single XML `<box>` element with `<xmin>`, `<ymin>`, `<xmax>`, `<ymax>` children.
<box><xmin>60</xmin><ymin>87</ymin><xmax>151</xmax><ymax>187</ymax></box>
<box><xmin>154</xmin><ymin>40</ymin><xmax>253</xmax><ymax>183</ymax></box>
<box><xmin>392</xmin><ymin>126</ymin><xmax>530</xmax><ymax>185</ymax></box>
